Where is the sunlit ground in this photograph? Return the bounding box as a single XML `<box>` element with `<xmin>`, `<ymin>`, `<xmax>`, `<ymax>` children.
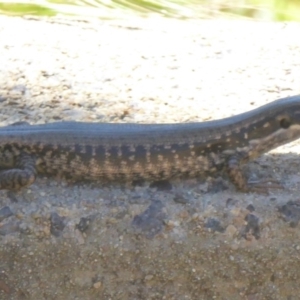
<box><xmin>0</xmin><ymin>0</ymin><xmax>299</xmax><ymax>21</ymax></box>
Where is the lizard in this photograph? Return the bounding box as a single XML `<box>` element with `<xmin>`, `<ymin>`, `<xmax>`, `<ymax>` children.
<box><xmin>1</xmin><ymin>94</ymin><xmax>300</xmax><ymax>192</ymax></box>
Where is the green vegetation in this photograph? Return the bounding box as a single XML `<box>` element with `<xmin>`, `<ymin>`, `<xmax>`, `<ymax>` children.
<box><xmin>0</xmin><ymin>3</ymin><xmax>56</xmax><ymax>16</ymax></box>
<box><xmin>0</xmin><ymin>0</ymin><xmax>299</xmax><ymax>21</ymax></box>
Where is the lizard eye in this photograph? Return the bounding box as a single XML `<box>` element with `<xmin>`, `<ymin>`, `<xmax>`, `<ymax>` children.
<box><xmin>279</xmin><ymin>118</ymin><xmax>291</xmax><ymax>129</ymax></box>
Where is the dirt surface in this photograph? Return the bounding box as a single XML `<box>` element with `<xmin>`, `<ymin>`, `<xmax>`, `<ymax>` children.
<box><xmin>1</xmin><ymin>15</ymin><xmax>300</xmax><ymax>300</ymax></box>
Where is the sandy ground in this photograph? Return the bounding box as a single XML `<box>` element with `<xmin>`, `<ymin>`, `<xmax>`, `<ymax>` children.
<box><xmin>0</xmin><ymin>15</ymin><xmax>300</xmax><ymax>299</ymax></box>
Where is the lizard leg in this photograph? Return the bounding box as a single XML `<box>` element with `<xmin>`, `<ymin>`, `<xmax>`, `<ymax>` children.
<box><xmin>227</xmin><ymin>156</ymin><xmax>282</xmax><ymax>194</ymax></box>
<box><xmin>0</xmin><ymin>153</ymin><xmax>37</xmax><ymax>190</ymax></box>
<box><xmin>227</xmin><ymin>156</ymin><xmax>249</xmax><ymax>192</ymax></box>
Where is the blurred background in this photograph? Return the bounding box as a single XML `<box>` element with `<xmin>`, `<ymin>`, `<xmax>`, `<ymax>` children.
<box><xmin>0</xmin><ymin>0</ymin><xmax>299</xmax><ymax>21</ymax></box>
